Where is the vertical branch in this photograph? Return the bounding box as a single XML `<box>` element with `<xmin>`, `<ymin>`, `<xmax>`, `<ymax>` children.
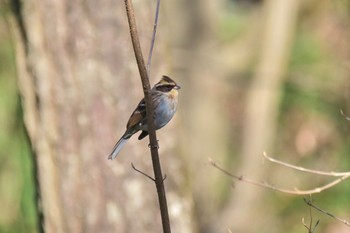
<box><xmin>124</xmin><ymin>1</ymin><xmax>171</xmax><ymax>233</ymax></box>
<box><xmin>146</xmin><ymin>0</ymin><xmax>161</xmax><ymax>77</ymax></box>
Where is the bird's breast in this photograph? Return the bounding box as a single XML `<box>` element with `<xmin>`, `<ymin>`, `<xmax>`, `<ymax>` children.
<box><xmin>153</xmin><ymin>95</ymin><xmax>177</xmax><ymax>129</ymax></box>
<box><xmin>168</xmin><ymin>89</ymin><xmax>178</xmax><ymax>100</ymax></box>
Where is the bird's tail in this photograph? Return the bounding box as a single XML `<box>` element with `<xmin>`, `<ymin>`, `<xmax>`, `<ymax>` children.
<box><xmin>108</xmin><ymin>134</ymin><xmax>131</xmax><ymax>160</ymax></box>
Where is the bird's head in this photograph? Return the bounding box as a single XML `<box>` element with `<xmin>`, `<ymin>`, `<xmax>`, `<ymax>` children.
<box><xmin>154</xmin><ymin>75</ymin><xmax>181</xmax><ymax>94</ymax></box>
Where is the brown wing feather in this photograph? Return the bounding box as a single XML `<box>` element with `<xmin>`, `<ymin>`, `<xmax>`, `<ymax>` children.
<box><xmin>126</xmin><ymin>99</ymin><xmax>146</xmax><ymax>129</ymax></box>
<box><xmin>126</xmin><ymin>91</ymin><xmax>162</xmax><ymax>130</ymax></box>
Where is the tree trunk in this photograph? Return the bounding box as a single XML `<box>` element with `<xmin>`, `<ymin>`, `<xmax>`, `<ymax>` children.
<box><xmin>218</xmin><ymin>0</ymin><xmax>300</xmax><ymax>232</ymax></box>
<box><xmin>10</xmin><ymin>0</ymin><xmax>193</xmax><ymax>232</ymax></box>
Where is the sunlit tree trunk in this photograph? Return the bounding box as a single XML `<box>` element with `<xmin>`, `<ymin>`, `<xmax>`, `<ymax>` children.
<box><xmin>218</xmin><ymin>0</ymin><xmax>300</xmax><ymax>232</ymax></box>
<box><xmin>10</xmin><ymin>0</ymin><xmax>193</xmax><ymax>232</ymax></box>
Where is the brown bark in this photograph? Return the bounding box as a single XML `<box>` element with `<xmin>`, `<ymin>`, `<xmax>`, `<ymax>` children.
<box><xmin>124</xmin><ymin>0</ymin><xmax>171</xmax><ymax>232</ymax></box>
<box><xmin>10</xmin><ymin>0</ymin><xmax>192</xmax><ymax>232</ymax></box>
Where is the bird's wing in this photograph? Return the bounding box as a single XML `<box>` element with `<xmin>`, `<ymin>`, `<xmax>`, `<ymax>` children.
<box><xmin>126</xmin><ymin>98</ymin><xmax>147</xmax><ymax>129</ymax></box>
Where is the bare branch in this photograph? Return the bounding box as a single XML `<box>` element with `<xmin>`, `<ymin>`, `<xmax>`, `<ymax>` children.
<box><xmin>263</xmin><ymin>152</ymin><xmax>350</xmax><ymax>177</ymax></box>
<box><xmin>131</xmin><ymin>163</ymin><xmax>155</xmax><ymax>181</ymax></box>
<box><xmin>340</xmin><ymin>109</ymin><xmax>350</xmax><ymax>121</ymax></box>
<box><xmin>124</xmin><ymin>0</ymin><xmax>171</xmax><ymax>232</ymax></box>
<box><xmin>209</xmin><ymin>157</ymin><xmax>350</xmax><ymax>195</ymax></box>
<box><xmin>304</xmin><ymin>198</ymin><xmax>350</xmax><ymax>227</ymax></box>
<box><xmin>302</xmin><ymin>217</ymin><xmax>320</xmax><ymax>233</ymax></box>
<box><xmin>302</xmin><ymin>196</ymin><xmax>320</xmax><ymax>233</ymax></box>
<box><xmin>146</xmin><ymin>0</ymin><xmax>161</xmax><ymax>77</ymax></box>
<box><xmin>211</xmin><ymin>153</ymin><xmax>350</xmax><ymax>228</ymax></box>
<box><xmin>302</xmin><ymin>218</ymin><xmax>310</xmax><ymax>233</ymax></box>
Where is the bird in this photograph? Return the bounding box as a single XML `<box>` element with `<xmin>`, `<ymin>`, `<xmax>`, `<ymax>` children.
<box><xmin>108</xmin><ymin>75</ymin><xmax>181</xmax><ymax>160</ymax></box>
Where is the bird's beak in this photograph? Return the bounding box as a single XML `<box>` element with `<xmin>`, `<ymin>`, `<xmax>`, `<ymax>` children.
<box><xmin>175</xmin><ymin>84</ymin><xmax>181</xmax><ymax>90</ymax></box>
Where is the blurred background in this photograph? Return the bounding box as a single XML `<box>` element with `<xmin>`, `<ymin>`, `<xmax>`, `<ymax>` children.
<box><xmin>0</xmin><ymin>0</ymin><xmax>349</xmax><ymax>232</ymax></box>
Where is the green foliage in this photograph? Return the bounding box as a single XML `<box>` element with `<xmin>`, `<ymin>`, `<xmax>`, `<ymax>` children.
<box><xmin>0</xmin><ymin>17</ymin><xmax>38</xmax><ymax>233</ymax></box>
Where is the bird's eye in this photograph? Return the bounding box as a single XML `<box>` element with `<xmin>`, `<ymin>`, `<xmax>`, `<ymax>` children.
<box><xmin>157</xmin><ymin>84</ymin><xmax>174</xmax><ymax>92</ymax></box>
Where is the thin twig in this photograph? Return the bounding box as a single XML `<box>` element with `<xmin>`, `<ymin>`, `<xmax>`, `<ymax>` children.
<box><xmin>131</xmin><ymin>163</ymin><xmax>155</xmax><ymax>181</ymax></box>
<box><xmin>302</xmin><ymin>196</ymin><xmax>320</xmax><ymax>233</ymax></box>
<box><xmin>263</xmin><ymin>152</ymin><xmax>350</xmax><ymax>177</ymax></box>
<box><xmin>308</xmin><ymin>196</ymin><xmax>314</xmax><ymax>232</ymax></box>
<box><xmin>302</xmin><ymin>218</ymin><xmax>310</xmax><ymax>232</ymax></box>
<box><xmin>340</xmin><ymin>109</ymin><xmax>350</xmax><ymax>121</ymax></box>
<box><xmin>209</xmin><ymin>157</ymin><xmax>350</xmax><ymax>195</ymax></box>
<box><xmin>146</xmin><ymin>0</ymin><xmax>160</xmax><ymax>77</ymax></box>
<box><xmin>124</xmin><ymin>1</ymin><xmax>171</xmax><ymax>232</ymax></box>
<box><xmin>304</xmin><ymin>198</ymin><xmax>350</xmax><ymax>227</ymax></box>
